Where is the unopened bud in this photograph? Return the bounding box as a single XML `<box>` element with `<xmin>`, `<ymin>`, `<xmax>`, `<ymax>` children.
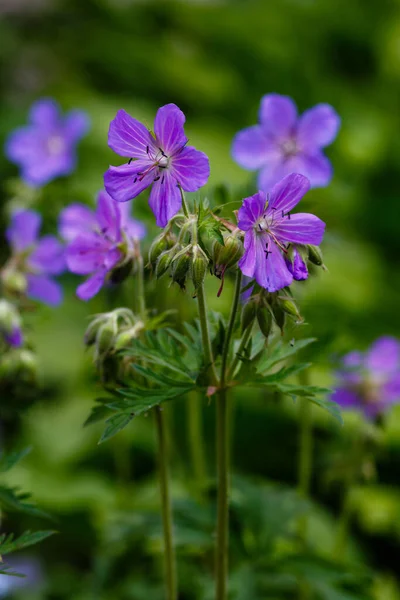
<box><xmin>191</xmin><ymin>245</ymin><xmax>208</xmax><ymax>291</ymax></box>
<box><xmin>155</xmin><ymin>245</ymin><xmax>181</xmax><ymax>279</ymax></box>
<box><xmin>0</xmin><ymin>300</ymin><xmax>23</xmax><ymax>347</ymax></box>
<box><xmin>1</xmin><ymin>268</ymin><xmax>27</xmax><ymax>295</ymax></box>
<box><xmin>114</xmin><ymin>322</ymin><xmax>145</xmax><ymax>351</ymax></box>
<box><xmin>256</xmin><ymin>305</ymin><xmax>273</xmax><ymax>339</ymax></box>
<box><xmin>18</xmin><ymin>350</ymin><xmax>38</xmax><ymax>378</ymax></box>
<box><xmin>96</xmin><ymin>319</ymin><xmax>117</xmax><ymax>356</ymax></box>
<box><xmin>278</xmin><ymin>296</ymin><xmax>303</xmax><ymax>322</ymax></box>
<box><xmin>84</xmin><ymin>318</ymin><xmax>102</xmax><ymax>347</ymax></box>
<box><xmin>148</xmin><ymin>232</ymin><xmax>175</xmax><ymax>267</ymax></box>
<box><xmin>212</xmin><ymin>232</ymin><xmax>243</xmax><ymax>278</ymax></box>
<box><xmin>241</xmin><ymin>297</ymin><xmax>257</xmax><ymax>333</ymax></box>
<box><xmin>307</xmin><ymin>245</ymin><xmax>324</xmax><ymax>267</ymax></box>
<box><xmin>271</xmin><ymin>301</ymin><xmax>286</xmax><ymax>333</ymax></box>
<box><xmin>171</xmin><ymin>246</ymin><xmax>191</xmax><ymax>289</ymax></box>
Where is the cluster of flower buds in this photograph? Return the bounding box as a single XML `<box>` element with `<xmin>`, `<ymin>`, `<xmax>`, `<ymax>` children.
<box><xmin>212</xmin><ymin>230</ymin><xmax>244</xmax><ymax>282</ymax></box>
<box><xmin>241</xmin><ymin>286</ymin><xmax>303</xmax><ymax>340</ymax></box>
<box><xmin>0</xmin><ymin>299</ymin><xmax>24</xmax><ymax>348</ymax></box>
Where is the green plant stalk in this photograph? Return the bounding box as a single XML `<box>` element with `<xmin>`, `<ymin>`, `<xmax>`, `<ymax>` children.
<box><xmin>220</xmin><ymin>271</ymin><xmax>242</xmax><ymax>386</ymax></box>
<box><xmin>227</xmin><ymin>323</ymin><xmax>253</xmax><ymax>381</ymax></box>
<box><xmin>197</xmin><ymin>283</ymin><xmax>219</xmax><ymax>386</ymax></box>
<box><xmin>136</xmin><ymin>250</ymin><xmax>146</xmax><ymax>320</ymax></box>
<box><xmin>178</xmin><ymin>184</ymin><xmax>190</xmax><ymax>218</ymax></box>
<box><xmin>333</xmin><ymin>485</ymin><xmax>353</xmax><ymax>560</ymax></box>
<box><xmin>297</xmin><ymin>371</ymin><xmax>313</xmax><ymax>542</ymax></box>
<box><xmin>187</xmin><ymin>391</ymin><xmax>207</xmax><ymax>492</ymax></box>
<box><xmin>215</xmin><ymin>387</ymin><xmax>229</xmax><ymax>600</ymax></box>
<box><xmin>155</xmin><ymin>407</ymin><xmax>177</xmax><ymax>600</ymax></box>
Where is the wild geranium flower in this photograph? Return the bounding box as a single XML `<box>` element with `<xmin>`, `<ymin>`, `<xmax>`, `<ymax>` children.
<box><xmin>104</xmin><ymin>103</ymin><xmax>210</xmax><ymax>227</ymax></box>
<box><xmin>237</xmin><ymin>173</ymin><xmax>325</xmax><ymax>292</ymax></box>
<box><xmin>5</xmin><ymin>98</ymin><xmax>89</xmax><ymax>186</ymax></box>
<box><xmin>232</xmin><ymin>94</ymin><xmax>340</xmax><ymax>191</ymax></box>
<box><xmin>333</xmin><ymin>337</ymin><xmax>400</xmax><ymax>419</ymax></box>
<box><xmin>60</xmin><ymin>190</ymin><xmax>146</xmax><ymax>301</ymax></box>
<box><xmin>285</xmin><ymin>247</ymin><xmax>308</xmax><ymax>281</ymax></box>
<box><xmin>4</xmin><ymin>210</ymin><xmax>65</xmax><ymax>306</ymax></box>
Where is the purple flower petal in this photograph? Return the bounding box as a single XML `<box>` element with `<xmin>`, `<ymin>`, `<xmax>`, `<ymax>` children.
<box><xmin>6</xmin><ymin>210</ymin><xmax>41</xmax><ymax>252</ymax></box>
<box><xmin>238</xmin><ymin>230</ymin><xmax>257</xmax><ymax>278</ymax></box>
<box><xmin>96</xmin><ymin>190</ymin><xmax>122</xmax><ymax>243</ymax></box>
<box><xmin>383</xmin><ymin>373</ymin><xmax>400</xmax><ymax>404</ymax></box>
<box><xmin>5</xmin><ymin>128</ymin><xmax>41</xmax><ymax>164</ymax></box>
<box><xmin>23</xmin><ymin>153</ymin><xmax>76</xmax><ymax>187</ymax></box>
<box><xmin>286</xmin><ymin>248</ymin><xmax>308</xmax><ymax>280</ymax></box>
<box><xmin>29</xmin><ymin>98</ymin><xmax>60</xmax><ymax>127</ymax></box>
<box><xmin>292</xmin><ymin>151</ymin><xmax>333</xmax><ymax>188</ymax></box>
<box><xmin>5</xmin><ymin>325</ymin><xmax>24</xmax><ymax>348</ymax></box>
<box><xmin>259</xmin><ymin>94</ymin><xmax>297</xmax><ymax>138</ymax></box>
<box><xmin>64</xmin><ymin>110</ymin><xmax>90</xmax><ymax>142</ymax></box>
<box><xmin>59</xmin><ymin>203</ymin><xmax>96</xmax><ymax>241</ymax></box>
<box><xmin>28</xmin><ymin>235</ymin><xmax>65</xmax><ymax>275</ymax></box>
<box><xmin>297</xmin><ymin>104</ymin><xmax>340</xmax><ymax>150</ymax></box>
<box><xmin>268</xmin><ymin>173</ymin><xmax>311</xmax><ymax>214</ymax></box>
<box><xmin>172</xmin><ymin>146</ymin><xmax>210</xmax><ymax>191</ymax></box>
<box><xmin>343</xmin><ymin>351</ymin><xmax>363</xmax><ymax>369</ymax></box>
<box><xmin>257</xmin><ymin>158</ymin><xmax>290</xmax><ymax>192</ymax></box>
<box><xmin>332</xmin><ymin>387</ymin><xmax>360</xmax><ymax>410</ymax></box>
<box><xmin>77</xmin><ymin>270</ymin><xmax>106</xmax><ymax>301</ymax></box>
<box><xmin>232</xmin><ymin>125</ymin><xmax>279</xmax><ymax>170</ymax></box>
<box><xmin>66</xmin><ymin>233</ymin><xmax>114</xmax><ymax>275</ymax></box>
<box><xmin>118</xmin><ymin>202</ymin><xmax>147</xmax><ymax>240</ymax></box>
<box><xmin>273</xmin><ymin>213</ymin><xmax>325</xmax><ymax>246</ymax></box>
<box><xmin>26</xmin><ymin>274</ymin><xmax>63</xmax><ymax>306</ymax></box>
<box><xmin>148</xmin><ymin>171</ymin><xmax>182</xmax><ymax>227</ymax></box>
<box><xmin>104</xmin><ymin>161</ymin><xmax>154</xmax><ymax>203</ymax></box>
<box><xmin>108</xmin><ymin>109</ymin><xmax>154</xmax><ymax>159</ymax></box>
<box><xmin>154</xmin><ymin>103</ymin><xmax>187</xmax><ymax>156</ymax></box>
<box><xmin>237</xmin><ymin>191</ymin><xmax>267</xmax><ymax>232</ymax></box>
<box><xmin>365</xmin><ymin>336</ymin><xmax>400</xmax><ymax>377</ymax></box>
<box><xmin>255</xmin><ymin>236</ymin><xmax>293</xmax><ymax>291</ymax></box>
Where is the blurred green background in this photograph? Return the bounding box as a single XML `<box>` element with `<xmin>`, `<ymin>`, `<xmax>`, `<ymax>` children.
<box><xmin>1</xmin><ymin>0</ymin><xmax>400</xmax><ymax>598</ymax></box>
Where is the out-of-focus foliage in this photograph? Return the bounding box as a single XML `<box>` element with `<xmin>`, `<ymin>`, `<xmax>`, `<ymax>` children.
<box><xmin>1</xmin><ymin>0</ymin><xmax>400</xmax><ymax>598</ymax></box>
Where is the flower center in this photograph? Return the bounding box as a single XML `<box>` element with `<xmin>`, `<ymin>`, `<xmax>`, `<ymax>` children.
<box><xmin>280</xmin><ymin>138</ymin><xmax>298</xmax><ymax>158</ymax></box>
<box><xmin>47</xmin><ymin>135</ymin><xmax>66</xmax><ymax>156</ymax></box>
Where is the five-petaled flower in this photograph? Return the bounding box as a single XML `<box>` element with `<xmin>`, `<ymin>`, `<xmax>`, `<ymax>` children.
<box><xmin>232</xmin><ymin>94</ymin><xmax>340</xmax><ymax>191</ymax></box>
<box><xmin>5</xmin><ymin>98</ymin><xmax>89</xmax><ymax>186</ymax></box>
<box><xmin>104</xmin><ymin>103</ymin><xmax>210</xmax><ymax>227</ymax></box>
<box><xmin>60</xmin><ymin>190</ymin><xmax>146</xmax><ymax>301</ymax></box>
<box><xmin>4</xmin><ymin>210</ymin><xmax>65</xmax><ymax>306</ymax></box>
<box><xmin>237</xmin><ymin>173</ymin><xmax>325</xmax><ymax>292</ymax></box>
<box><xmin>333</xmin><ymin>337</ymin><xmax>400</xmax><ymax>419</ymax></box>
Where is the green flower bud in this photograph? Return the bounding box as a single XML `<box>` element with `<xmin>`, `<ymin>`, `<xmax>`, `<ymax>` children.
<box><xmin>18</xmin><ymin>350</ymin><xmax>38</xmax><ymax>378</ymax></box>
<box><xmin>171</xmin><ymin>246</ymin><xmax>191</xmax><ymax>289</ymax></box>
<box><xmin>278</xmin><ymin>296</ymin><xmax>303</xmax><ymax>322</ymax></box>
<box><xmin>191</xmin><ymin>245</ymin><xmax>208</xmax><ymax>291</ymax></box>
<box><xmin>0</xmin><ymin>300</ymin><xmax>21</xmax><ymax>333</ymax></box>
<box><xmin>114</xmin><ymin>322</ymin><xmax>145</xmax><ymax>351</ymax></box>
<box><xmin>212</xmin><ymin>232</ymin><xmax>244</xmax><ymax>278</ymax></box>
<box><xmin>1</xmin><ymin>268</ymin><xmax>27</xmax><ymax>295</ymax></box>
<box><xmin>256</xmin><ymin>305</ymin><xmax>273</xmax><ymax>339</ymax></box>
<box><xmin>155</xmin><ymin>245</ymin><xmax>181</xmax><ymax>279</ymax></box>
<box><xmin>271</xmin><ymin>301</ymin><xmax>286</xmax><ymax>333</ymax></box>
<box><xmin>241</xmin><ymin>297</ymin><xmax>257</xmax><ymax>333</ymax></box>
<box><xmin>148</xmin><ymin>232</ymin><xmax>175</xmax><ymax>267</ymax></box>
<box><xmin>307</xmin><ymin>244</ymin><xmax>324</xmax><ymax>267</ymax></box>
<box><xmin>84</xmin><ymin>318</ymin><xmax>102</xmax><ymax>347</ymax></box>
<box><xmin>96</xmin><ymin>319</ymin><xmax>118</xmax><ymax>357</ymax></box>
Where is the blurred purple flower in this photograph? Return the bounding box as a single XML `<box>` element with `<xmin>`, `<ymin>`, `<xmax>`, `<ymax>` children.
<box><xmin>60</xmin><ymin>190</ymin><xmax>146</xmax><ymax>301</ymax></box>
<box><xmin>104</xmin><ymin>103</ymin><xmax>210</xmax><ymax>227</ymax></box>
<box><xmin>333</xmin><ymin>337</ymin><xmax>400</xmax><ymax>419</ymax></box>
<box><xmin>5</xmin><ymin>98</ymin><xmax>89</xmax><ymax>186</ymax></box>
<box><xmin>0</xmin><ymin>556</ymin><xmax>43</xmax><ymax>598</ymax></box>
<box><xmin>237</xmin><ymin>173</ymin><xmax>325</xmax><ymax>292</ymax></box>
<box><xmin>232</xmin><ymin>94</ymin><xmax>340</xmax><ymax>191</ymax></box>
<box><xmin>5</xmin><ymin>210</ymin><xmax>65</xmax><ymax>306</ymax></box>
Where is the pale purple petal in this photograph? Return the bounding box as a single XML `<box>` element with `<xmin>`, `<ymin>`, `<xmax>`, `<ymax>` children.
<box><xmin>104</xmin><ymin>248</ymin><xmax>122</xmax><ymax>271</ymax></box>
<box><xmin>5</xmin><ymin>128</ymin><xmax>41</xmax><ymax>163</ymax></box>
<box><xmin>76</xmin><ymin>270</ymin><xmax>106</xmax><ymax>301</ymax></box>
<box><xmin>254</xmin><ymin>236</ymin><xmax>293</xmax><ymax>292</ymax></box>
<box><xmin>332</xmin><ymin>387</ymin><xmax>360</xmax><ymax>410</ymax></box>
<box><xmin>268</xmin><ymin>173</ymin><xmax>311</xmax><ymax>214</ymax></box>
<box><xmin>292</xmin><ymin>152</ymin><xmax>333</xmax><ymax>188</ymax></box>
<box><xmin>286</xmin><ymin>248</ymin><xmax>308</xmax><ymax>281</ymax></box>
<box><xmin>5</xmin><ymin>325</ymin><xmax>23</xmax><ymax>348</ymax></box>
<box><xmin>96</xmin><ymin>190</ymin><xmax>122</xmax><ymax>243</ymax></box>
<box><xmin>64</xmin><ymin>110</ymin><xmax>90</xmax><ymax>141</ymax></box>
<box><xmin>28</xmin><ymin>235</ymin><xmax>65</xmax><ymax>275</ymax></box>
<box><xmin>297</xmin><ymin>104</ymin><xmax>340</xmax><ymax>150</ymax></box>
<box><xmin>124</xmin><ymin>218</ymin><xmax>146</xmax><ymax>240</ymax></box>
<box><xmin>365</xmin><ymin>336</ymin><xmax>400</xmax><ymax>377</ymax></box>
<box><xmin>172</xmin><ymin>146</ymin><xmax>210</xmax><ymax>191</ymax></box>
<box><xmin>343</xmin><ymin>351</ymin><xmax>363</xmax><ymax>369</ymax></box>
<box><xmin>26</xmin><ymin>274</ymin><xmax>63</xmax><ymax>306</ymax></box>
<box><xmin>148</xmin><ymin>171</ymin><xmax>182</xmax><ymax>227</ymax></box>
<box><xmin>238</xmin><ymin>230</ymin><xmax>257</xmax><ymax>278</ymax></box>
<box><xmin>237</xmin><ymin>191</ymin><xmax>267</xmax><ymax>231</ymax></box>
<box><xmin>259</xmin><ymin>94</ymin><xmax>297</xmax><ymax>138</ymax></box>
<box><xmin>154</xmin><ymin>103</ymin><xmax>187</xmax><ymax>156</ymax></box>
<box><xmin>23</xmin><ymin>153</ymin><xmax>76</xmax><ymax>187</ymax></box>
<box><xmin>273</xmin><ymin>213</ymin><xmax>325</xmax><ymax>246</ymax></box>
<box><xmin>66</xmin><ymin>233</ymin><xmax>113</xmax><ymax>275</ymax></box>
<box><xmin>108</xmin><ymin>109</ymin><xmax>154</xmax><ymax>159</ymax></box>
<box><xmin>383</xmin><ymin>374</ymin><xmax>400</xmax><ymax>404</ymax></box>
<box><xmin>257</xmin><ymin>158</ymin><xmax>290</xmax><ymax>192</ymax></box>
<box><xmin>6</xmin><ymin>210</ymin><xmax>41</xmax><ymax>252</ymax></box>
<box><xmin>232</xmin><ymin>125</ymin><xmax>279</xmax><ymax>170</ymax></box>
<box><xmin>59</xmin><ymin>203</ymin><xmax>96</xmax><ymax>241</ymax></box>
<box><xmin>104</xmin><ymin>161</ymin><xmax>154</xmax><ymax>203</ymax></box>
<box><xmin>29</xmin><ymin>98</ymin><xmax>59</xmax><ymax>127</ymax></box>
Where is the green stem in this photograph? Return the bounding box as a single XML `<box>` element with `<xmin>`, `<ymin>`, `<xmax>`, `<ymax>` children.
<box><xmin>155</xmin><ymin>407</ymin><xmax>177</xmax><ymax>600</ymax></box>
<box><xmin>297</xmin><ymin>371</ymin><xmax>313</xmax><ymax>543</ymax></box>
<box><xmin>187</xmin><ymin>391</ymin><xmax>207</xmax><ymax>492</ymax></box>
<box><xmin>197</xmin><ymin>283</ymin><xmax>219</xmax><ymax>386</ymax></box>
<box><xmin>136</xmin><ymin>250</ymin><xmax>146</xmax><ymax>320</ymax></box>
<box><xmin>227</xmin><ymin>323</ymin><xmax>253</xmax><ymax>381</ymax></box>
<box><xmin>215</xmin><ymin>387</ymin><xmax>229</xmax><ymax>600</ymax></box>
<box><xmin>333</xmin><ymin>486</ymin><xmax>353</xmax><ymax>560</ymax></box>
<box><xmin>178</xmin><ymin>184</ymin><xmax>190</xmax><ymax>218</ymax></box>
<box><xmin>220</xmin><ymin>271</ymin><xmax>242</xmax><ymax>387</ymax></box>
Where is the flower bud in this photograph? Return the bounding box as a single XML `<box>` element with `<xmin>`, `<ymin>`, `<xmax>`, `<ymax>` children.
<box><xmin>95</xmin><ymin>319</ymin><xmax>118</xmax><ymax>357</ymax></box>
<box><xmin>241</xmin><ymin>297</ymin><xmax>257</xmax><ymax>333</ymax></box>
<box><xmin>155</xmin><ymin>244</ymin><xmax>181</xmax><ymax>279</ymax></box>
<box><xmin>191</xmin><ymin>245</ymin><xmax>208</xmax><ymax>291</ymax></box>
<box><xmin>307</xmin><ymin>245</ymin><xmax>324</xmax><ymax>267</ymax></box>
<box><xmin>84</xmin><ymin>318</ymin><xmax>102</xmax><ymax>347</ymax></box>
<box><xmin>171</xmin><ymin>246</ymin><xmax>191</xmax><ymax>289</ymax></box>
<box><xmin>114</xmin><ymin>322</ymin><xmax>145</xmax><ymax>351</ymax></box>
<box><xmin>278</xmin><ymin>296</ymin><xmax>303</xmax><ymax>322</ymax></box>
<box><xmin>0</xmin><ymin>300</ymin><xmax>23</xmax><ymax>347</ymax></box>
<box><xmin>256</xmin><ymin>305</ymin><xmax>273</xmax><ymax>339</ymax></box>
<box><xmin>1</xmin><ymin>268</ymin><xmax>27</xmax><ymax>295</ymax></box>
<box><xmin>148</xmin><ymin>232</ymin><xmax>175</xmax><ymax>267</ymax></box>
<box><xmin>271</xmin><ymin>301</ymin><xmax>286</xmax><ymax>333</ymax></box>
<box><xmin>18</xmin><ymin>349</ymin><xmax>38</xmax><ymax>379</ymax></box>
<box><xmin>212</xmin><ymin>232</ymin><xmax>243</xmax><ymax>278</ymax></box>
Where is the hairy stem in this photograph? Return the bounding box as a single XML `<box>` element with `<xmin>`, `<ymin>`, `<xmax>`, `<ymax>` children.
<box><xmin>220</xmin><ymin>271</ymin><xmax>242</xmax><ymax>387</ymax></box>
<box><xmin>227</xmin><ymin>323</ymin><xmax>253</xmax><ymax>381</ymax></box>
<box><xmin>197</xmin><ymin>283</ymin><xmax>219</xmax><ymax>386</ymax></box>
<box><xmin>297</xmin><ymin>371</ymin><xmax>313</xmax><ymax>543</ymax></box>
<box><xmin>178</xmin><ymin>184</ymin><xmax>190</xmax><ymax>218</ymax></box>
<box><xmin>215</xmin><ymin>386</ymin><xmax>229</xmax><ymax>600</ymax></box>
<box><xmin>155</xmin><ymin>407</ymin><xmax>177</xmax><ymax>600</ymax></box>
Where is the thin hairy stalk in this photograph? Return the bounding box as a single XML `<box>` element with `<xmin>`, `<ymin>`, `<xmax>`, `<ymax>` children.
<box><xmin>197</xmin><ymin>283</ymin><xmax>219</xmax><ymax>385</ymax></box>
<box><xmin>227</xmin><ymin>323</ymin><xmax>253</xmax><ymax>381</ymax></box>
<box><xmin>297</xmin><ymin>371</ymin><xmax>313</xmax><ymax>542</ymax></box>
<box><xmin>155</xmin><ymin>407</ymin><xmax>177</xmax><ymax>600</ymax></box>
<box><xmin>187</xmin><ymin>391</ymin><xmax>207</xmax><ymax>493</ymax></box>
<box><xmin>215</xmin><ymin>387</ymin><xmax>229</xmax><ymax>600</ymax></box>
<box><xmin>220</xmin><ymin>270</ymin><xmax>242</xmax><ymax>386</ymax></box>
<box><xmin>136</xmin><ymin>250</ymin><xmax>146</xmax><ymax>320</ymax></box>
<box><xmin>178</xmin><ymin>183</ymin><xmax>190</xmax><ymax>218</ymax></box>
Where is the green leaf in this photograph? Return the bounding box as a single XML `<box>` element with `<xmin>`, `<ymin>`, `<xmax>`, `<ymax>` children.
<box><xmin>0</xmin><ymin>564</ymin><xmax>25</xmax><ymax>577</ymax></box>
<box><xmin>256</xmin><ymin>338</ymin><xmax>317</xmax><ymax>372</ymax></box>
<box><xmin>0</xmin><ymin>485</ymin><xmax>52</xmax><ymax>519</ymax></box>
<box><xmin>308</xmin><ymin>396</ymin><xmax>343</xmax><ymax>425</ymax></box>
<box><xmin>83</xmin><ymin>404</ymin><xmax>114</xmax><ymax>427</ymax></box>
<box><xmin>0</xmin><ymin>447</ymin><xmax>32</xmax><ymax>473</ymax></box>
<box><xmin>0</xmin><ymin>530</ymin><xmax>56</xmax><ymax>555</ymax></box>
<box><xmin>99</xmin><ymin>413</ymin><xmax>135</xmax><ymax>443</ymax></box>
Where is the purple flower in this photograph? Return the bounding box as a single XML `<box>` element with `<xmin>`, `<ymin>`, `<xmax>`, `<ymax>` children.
<box><xmin>237</xmin><ymin>173</ymin><xmax>325</xmax><ymax>292</ymax></box>
<box><xmin>333</xmin><ymin>337</ymin><xmax>400</xmax><ymax>419</ymax></box>
<box><xmin>104</xmin><ymin>103</ymin><xmax>210</xmax><ymax>227</ymax></box>
<box><xmin>285</xmin><ymin>247</ymin><xmax>308</xmax><ymax>281</ymax></box>
<box><xmin>60</xmin><ymin>190</ymin><xmax>146</xmax><ymax>301</ymax></box>
<box><xmin>232</xmin><ymin>94</ymin><xmax>340</xmax><ymax>191</ymax></box>
<box><xmin>5</xmin><ymin>98</ymin><xmax>89</xmax><ymax>186</ymax></box>
<box><xmin>5</xmin><ymin>210</ymin><xmax>65</xmax><ymax>306</ymax></box>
